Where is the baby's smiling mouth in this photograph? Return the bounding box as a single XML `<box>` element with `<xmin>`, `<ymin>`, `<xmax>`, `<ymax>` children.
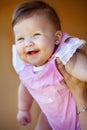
<box><xmin>27</xmin><ymin>50</ymin><xmax>39</xmax><ymax>55</ymax></box>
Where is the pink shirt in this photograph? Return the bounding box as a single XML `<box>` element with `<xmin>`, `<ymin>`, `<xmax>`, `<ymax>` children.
<box><xmin>19</xmin><ymin>58</ymin><xmax>80</xmax><ymax>130</ymax></box>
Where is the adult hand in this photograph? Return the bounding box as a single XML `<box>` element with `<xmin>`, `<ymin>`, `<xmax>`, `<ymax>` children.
<box><xmin>57</xmin><ymin>58</ymin><xmax>87</xmax><ymax>130</ymax></box>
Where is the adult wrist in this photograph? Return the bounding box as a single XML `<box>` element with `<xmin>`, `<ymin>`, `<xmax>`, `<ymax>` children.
<box><xmin>78</xmin><ymin>107</ymin><xmax>87</xmax><ymax>115</ymax></box>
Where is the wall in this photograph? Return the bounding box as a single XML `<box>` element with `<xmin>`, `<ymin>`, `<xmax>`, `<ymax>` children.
<box><xmin>0</xmin><ymin>0</ymin><xmax>87</xmax><ymax>130</ymax></box>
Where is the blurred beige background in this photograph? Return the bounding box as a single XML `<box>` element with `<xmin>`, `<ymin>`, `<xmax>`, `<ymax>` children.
<box><xmin>0</xmin><ymin>0</ymin><xmax>87</xmax><ymax>130</ymax></box>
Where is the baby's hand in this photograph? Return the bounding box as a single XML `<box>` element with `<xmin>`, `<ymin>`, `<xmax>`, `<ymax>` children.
<box><xmin>17</xmin><ymin>110</ymin><xmax>31</xmax><ymax>125</ymax></box>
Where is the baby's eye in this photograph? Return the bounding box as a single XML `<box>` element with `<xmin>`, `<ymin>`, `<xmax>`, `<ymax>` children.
<box><xmin>33</xmin><ymin>33</ymin><xmax>40</xmax><ymax>37</ymax></box>
<box><xmin>16</xmin><ymin>38</ymin><xmax>24</xmax><ymax>44</ymax></box>
<box><xmin>17</xmin><ymin>38</ymin><xmax>24</xmax><ymax>41</ymax></box>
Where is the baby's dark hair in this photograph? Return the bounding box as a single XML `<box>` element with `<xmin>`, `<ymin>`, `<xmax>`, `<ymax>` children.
<box><xmin>12</xmin><ymin>0</ymin><xmax>61</xmax><ymax>30</ymax></box>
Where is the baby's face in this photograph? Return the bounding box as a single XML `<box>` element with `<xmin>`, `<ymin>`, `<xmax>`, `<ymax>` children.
<box><xmin>13</xmin><ymin>14</ymin><xmax>61</xmax><ymax>66</ymax></box>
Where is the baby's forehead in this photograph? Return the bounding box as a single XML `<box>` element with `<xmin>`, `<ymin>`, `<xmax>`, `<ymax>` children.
<box><xmin>13</xmin><ymin>12</ymin><xmax>57</xmax><ymax>37</ymax></box>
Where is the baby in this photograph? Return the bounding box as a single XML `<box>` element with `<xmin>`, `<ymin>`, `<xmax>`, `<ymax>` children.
<box><xmin>12</xmin><ymin>1</ymin><xmax>87</xmax><ymax>130</ymax></box>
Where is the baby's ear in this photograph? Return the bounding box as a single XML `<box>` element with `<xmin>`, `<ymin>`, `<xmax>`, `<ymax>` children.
<box><xmin>55</xmin><ymin>31</ymin><xmax>62</xmax><ymax>45</ymax></box>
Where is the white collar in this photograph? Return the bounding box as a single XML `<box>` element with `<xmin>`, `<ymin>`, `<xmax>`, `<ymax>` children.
<box><xmin>33</xmin><ymin>64</ymin><xmax>45</xmax><ymax>73</ymax></box>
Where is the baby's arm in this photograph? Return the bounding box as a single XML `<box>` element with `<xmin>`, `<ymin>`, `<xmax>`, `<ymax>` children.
<box><xmin>17</xmin><ymin>82</ymin><xmax>33</xmax><ymax>125</ymax></box>
<box><xmin>65</xmin><ymin>51</ymin><xmax>87</xmax><ymax>81</ymax></box>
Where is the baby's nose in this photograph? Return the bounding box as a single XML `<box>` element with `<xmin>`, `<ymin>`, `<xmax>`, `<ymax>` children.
<box><xmin>25</xmin><ymin>39</ymin><xmax>34</xmax><ymax>46</ymax></box>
